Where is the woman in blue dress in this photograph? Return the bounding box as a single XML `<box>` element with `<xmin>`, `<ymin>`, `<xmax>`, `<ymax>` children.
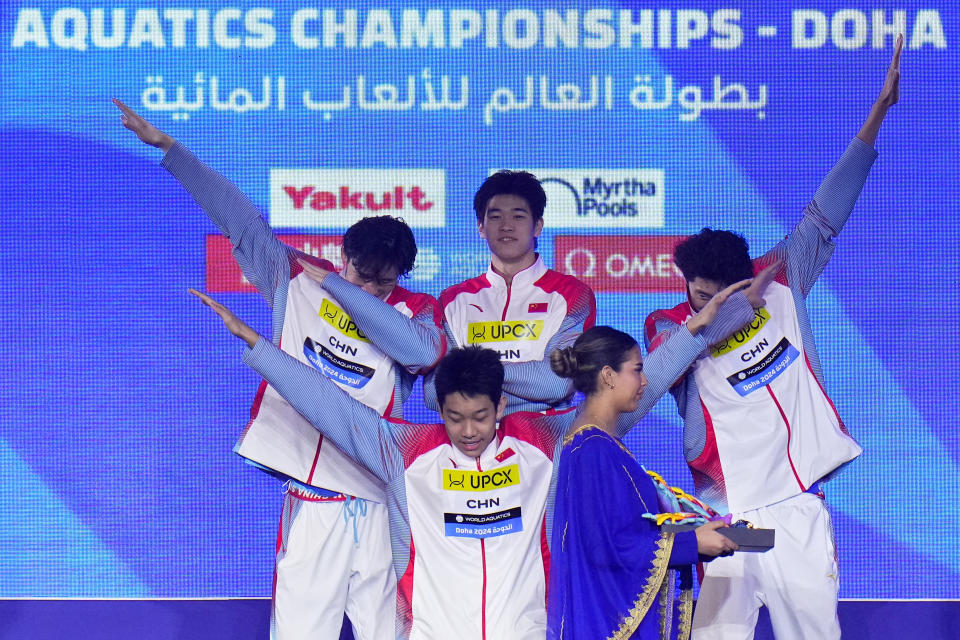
<box><xmin>547</xmin><ymin>326</ymin><xmax>738</xmax><ymax>639</ymax></box>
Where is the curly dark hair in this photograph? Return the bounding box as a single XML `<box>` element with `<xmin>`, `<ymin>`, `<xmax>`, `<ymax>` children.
<box><xmin>473</xmin><ymin>171</ymin><xmax>546</xmax><ymax>224</ymax></box>
<box><xmin>434</xmin><ymin>346</ymin><xmax>504</xmax><ymax>409</ymax></box>
<box><xmin>673</xmin><ymin>228</ymin><xmax>753</xmax><ymax>286</ymax></box>
<box><xmin>550</xmin><ymin>326</ymin><xmax>638</xmax><ymax>396</ymax></box>
<box><xmin>342</xmin><ymin>215</ymin><xmax>417</xmax><ymax>278</ymax></box>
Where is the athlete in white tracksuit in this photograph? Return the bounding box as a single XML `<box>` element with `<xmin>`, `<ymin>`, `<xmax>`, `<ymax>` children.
<box><xmin>115</xmin><ymin>100</ymin><xmax>444</xmax><ymax>640</ymax></box>
<box><xmin>191</xmin><ymin>269</ymin><xmax>758</xmax><ymax>639</ymax></box>
<box><xmin>424</xmin><ymin>170</ymin><xmax>597</xmax><ymax>417</ymax></box>
<box><xmin>643</xmin><ymin>42</ymin><xmax>901</xmax><ymax>639</ymax></box>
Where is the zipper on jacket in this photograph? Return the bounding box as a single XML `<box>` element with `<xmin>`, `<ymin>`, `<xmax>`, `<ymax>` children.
<box><xmin>501</xmin><ymin>282</ymin><xmax>512</xmax><ymax>322</ymax></box>
<box><xmin>766</xmin><ymin>386</ymin><xmax>806</xmax><ymax>492</ymax></box>
<box><xmin>476</xmin><ymin>456</ymin><xmax>488</xmax><ymax>639</ymax></box>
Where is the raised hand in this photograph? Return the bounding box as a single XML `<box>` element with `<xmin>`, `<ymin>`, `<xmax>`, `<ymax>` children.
<box><xmin>113</xmin><ymin>98</ymin><xmax>175</xmax><ymax>152</ymax></box>
<box><xmin>876</xmin><ymin>33</ymin><xmax>902</xmax><ymax>108</ymax></box>
<box><xmin>695</xmin><ymin>520</ymin><xmax>739</xmax><ymax>557</ymax></box>
<box><xmin>686</xmin><ymin>278</ymin><xmax>751</xmax><ymax>334</ymax></box>
<box><xmin>858</xmin><ymin>33</ymin><xmax>901</xmax><ymax>145</ymax></box>
<box><xmin>744</xmin><ymin>260</ymin><xmax>782</xmax><ymax>309</ymax></box>
<box><xmin>296</xmin><ymin>258</ymin><xmax>332</xmax><ymax>286</ymax></box>
<box><xmin>189</xmin><ymin>288</ymin><xmax>260</xmax><ymax>348</ymax></box>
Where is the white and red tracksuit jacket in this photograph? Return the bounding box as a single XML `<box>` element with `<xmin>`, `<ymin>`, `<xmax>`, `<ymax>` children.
<box><xmin>425</xmin><ymin>256</ymin><xmax>596</xmax><ymax>414</ymax></box>
<box><xmin>644</xmin><ymin>137</ymin><xmax>877</xmax><ymax>514</ymax></box>
<box><xmin>245</xmin><ymin>336</ymin><xmax>560</xmax><ymax>639</ymax></box>
<box><xmin>241</xmin><ymin>291</ymin><xmax>755</xmax><ymax>638</ymax></box>
<box><xmin>162</xmin><ymin>141</ymin><xmax>445</xmax><ymax>501</ymax></box>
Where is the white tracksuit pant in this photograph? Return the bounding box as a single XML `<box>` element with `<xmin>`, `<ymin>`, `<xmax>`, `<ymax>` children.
<box><xmin>271</xmin><ymin>487</ymin><xmax>396</xmax><ymax>640</ymax></box>
<box><xmin>692</xmin><ymin>492</ymin><xmax>840</xmax><ymax>640</ymax></box>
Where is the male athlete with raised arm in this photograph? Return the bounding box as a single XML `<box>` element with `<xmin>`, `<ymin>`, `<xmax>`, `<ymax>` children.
<box><xmin>114</xmin><ymin>100</ymin><xmax>444</xmax><ymax>640</ymax></box>
<box><xmin>188</xmin><ymin>261</ymin><xmax>776</xmax><ymax>639</ymax></box>
<box><xmin>644</xmin><ymin>37</ymin><xmax>902</xmax><ymax>639</ymax></box>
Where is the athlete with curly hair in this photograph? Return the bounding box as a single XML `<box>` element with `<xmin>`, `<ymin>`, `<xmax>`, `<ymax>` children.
<box><xmin>644</xmin><ymin>37</ymin><xmax>902</xmax><ymax>639</ymax></box>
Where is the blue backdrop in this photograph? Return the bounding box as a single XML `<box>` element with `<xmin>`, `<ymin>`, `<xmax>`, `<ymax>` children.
<box><xmin>0</xmin><ymin>1</ymin><xmax>956</xmax><ymax>601</ymax></box>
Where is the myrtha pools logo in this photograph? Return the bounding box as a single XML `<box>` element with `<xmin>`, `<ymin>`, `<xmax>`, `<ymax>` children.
<box><xmin>501</xmin><ymin>169</ymin><xmax>665</xmax><ymax>229</ymax></box>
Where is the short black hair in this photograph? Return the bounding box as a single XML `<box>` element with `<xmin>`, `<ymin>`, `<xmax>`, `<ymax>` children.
<box><xmin>673</xmin><ymin>228</ymin><xmax>753</xmax><ymax>286</ymax></box>
<box><xmin>342</xmin><ymin>215</ymin><xmax>417</xmax><ymax>278</ymax></box>
<box><xmin>473</xmin><ymin>171</ymin><xmax>546</xmax><ymax>224</ymax></box>
<box><xmin>434</xmin><ymin>346</ymin><xmax>504</xmax><ymax>409</ymax></box>
<box><xmin>550</xmin><ymin>326</ymin><xmax>638</xmax><ymax>396</ymax></box>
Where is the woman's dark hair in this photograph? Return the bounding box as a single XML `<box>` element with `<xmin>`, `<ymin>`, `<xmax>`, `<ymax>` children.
<box><xmin>342</xmin><ymin>215</ymin><xmax>417</xmax><ymax>278</ymax></box>
<box><xmin>550</xmin><ymin>326</ymin><xmax>638</xmax><ymax>395</ymax></box>
<box><xmin>673</xmin><ymin>228</ymin><xmax>753</xmax><ymax>286</ymax></box>
<box><xmin>435</xmin><ymin>346</ymin><xmax>504</xmax><ymax>409</ymax></box>
<box><xmin>473</xmin><ymin>170</ymin><xmax>546</xmax><ymax>224</ymax></box>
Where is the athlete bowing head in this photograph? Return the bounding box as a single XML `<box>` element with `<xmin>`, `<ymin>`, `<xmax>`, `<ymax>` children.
<box><xmin>433</xmin><ymin>346</ymin><xmax>508</xmax><ymax>457</ymax></box>
<box><xmin>339</xmin><ymin>214</ymin><xmax>417</xmax><ymax>299</ymax></box>
<box><xmin>190</xmin><ymin>291</ymin><xmax>557</xmax><ymax>639</ymax></box>
<box><xmin>673</xmin><ymin>228</ymin><xmax>755</xmax><ymax>312</ymax></box>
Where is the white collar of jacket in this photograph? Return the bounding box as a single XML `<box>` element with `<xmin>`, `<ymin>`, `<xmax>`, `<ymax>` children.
<box><xmin>485</xmin><ymin>255</ymin><xmax>547</xmax><ymax>290</ymax></box>
<box><xmin>446</xmin><ymin>431</ymin><xmax>503</xmax><ymax>469</ymax></box>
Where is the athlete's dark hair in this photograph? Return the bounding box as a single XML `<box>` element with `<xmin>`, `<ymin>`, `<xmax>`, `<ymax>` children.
<box><xmin>550</xmin><ymin>326</ymin><xmax>638</xmax><ymax>396</ymax></box>
<box><xmin>473</xmin><ymin>171</ymin><xmax>547</xmax><ymax>224</ymax></box>
<box><xmin>434</xmin><ymin>346</ymin><xmax>504</xmax><ymax>409</ymax></box>
<box><xmin>673</xmin><ymin>228</ymin><xmax>753</xmax><ymax>286</ymax></box>
<box><xmin>342</xmin><ymin>215</ymin><xmax>417</xmax><ymax>278</ymax></box>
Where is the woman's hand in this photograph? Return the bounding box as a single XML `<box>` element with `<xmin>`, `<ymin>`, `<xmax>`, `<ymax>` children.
<box><xmin>695</xmin><ymin>520</ymin><xmax>739</xmax><ymax>557</ymax></box>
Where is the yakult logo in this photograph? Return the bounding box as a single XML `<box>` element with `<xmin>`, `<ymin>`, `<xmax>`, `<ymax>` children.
<box><xmin>499</xmin><ymin>169</ymin><xmax>665</xmax><ymax>228</ymax></box>
<box><xmin>270</xmin><ymin>169</ymin><xmax>446</xmax><ymax>228</ymax></box>
<box><xmin>556</xmin><ymin>235</ymin><xmax>687</xmax><ymax>293</ymax></box>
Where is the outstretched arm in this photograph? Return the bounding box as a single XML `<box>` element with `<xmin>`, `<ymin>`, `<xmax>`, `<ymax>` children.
<box><xmin>759</xmin><ymin>36</ymin><xmax>900</xmax><ymax>295</ymax></box>
<box><xmin>190</xmin><ymin>289</ymin><xmax>402</xmax><ymax>483</ymax></box>
<box><xmin>114</xmin><ymin>99</ymin><xmax>295</xmax><ymax>305</ymax></box>
<box><xmin>425</xmin><ymin>284</ymin><xmax>597</xmax><ymax>411</ymax></box>
<box><xmin>617</xmin><ymin>272</ymin><xmax>777</xmax><ymax>437</ymax></box>
<box><xmin>645</xmin><ymin>263</ymin><xmax>778</xmax><ymax>354</ymax></box>
<box><xmin>421</xmin><ymin>322</ymin><xmax>458</xmax><ymax>412</ymax></box>
<box><xmin>297</xmin><ymin>260</ymin><xmax>445</xmax><ymax>372</ymax></box>
<box><xmin>501</xmin><ymin>324</ymin><xmax>576</xmax><ymax>404</ymax></box>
